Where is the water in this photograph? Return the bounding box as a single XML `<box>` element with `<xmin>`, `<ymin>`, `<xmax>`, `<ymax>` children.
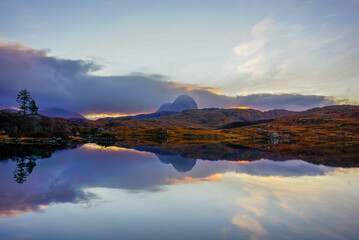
<box><xmin>0</xmin><ymin>143</ymin><xmax>358</xmax><ymax>240</ymax></box>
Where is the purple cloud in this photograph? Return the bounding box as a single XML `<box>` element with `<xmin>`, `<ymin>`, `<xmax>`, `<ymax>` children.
<box><xmin>0</xmin><ymin>42</ymin><xmax>338</xmax><ymax>114</ymax></box>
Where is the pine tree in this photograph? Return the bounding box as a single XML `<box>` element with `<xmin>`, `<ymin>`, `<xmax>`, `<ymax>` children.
<box><xmin>28</xmin><ymin>98</ymin><xmax>39</xmax><ymax>115</ymax></box>
<box><xmin>17</xmin><ymin>89</ymin><xmax>31</xmax><ymax>115</ymax></box>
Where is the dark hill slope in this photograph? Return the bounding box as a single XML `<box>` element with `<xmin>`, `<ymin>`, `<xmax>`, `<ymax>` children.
<box><xmin>94</xmin><ymin>108</ymin><xmax>297</xmax><ymax>129</ymax></box>
<box><xmin>0</xmin><ymin>111</ymin><xmax>88</xmax><ymax>137</ymax></box>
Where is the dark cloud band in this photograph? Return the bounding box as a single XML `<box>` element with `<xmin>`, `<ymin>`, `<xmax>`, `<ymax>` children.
<box><xmin>0</xmin><ymin>42</ymin><xmax>337</xmax><ymax>114</ymax></box>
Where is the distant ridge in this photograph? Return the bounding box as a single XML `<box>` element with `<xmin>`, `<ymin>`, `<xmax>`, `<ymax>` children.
<box><xmin>40</xmin><ymin>108</ymin><xmax>87</xmax><ymax>120</ymax></box>
<box><xmin>0</xmin><ymin>108</ymin><xmax>19</xmax><ymax>113</ymax></box>
<box><xmin>95</xmin><ymin>107</ymin><xmax>298</xmax><ymax>128</ymax></box>
<box><xmin>130</xmin><ymin>111</ymin><xmax>179</xmax><ymax>120</ymax></box>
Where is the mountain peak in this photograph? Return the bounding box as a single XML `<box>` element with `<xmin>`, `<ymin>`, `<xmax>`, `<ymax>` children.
<box><xmin>156</xmin><ymin>95</ymin><xmax>198</xmax><ymax>113</ymax></box>
<box><xmin>174</xmin><ymin>95</ymin><xmax>196</xmax><ymax>102</ymax></box>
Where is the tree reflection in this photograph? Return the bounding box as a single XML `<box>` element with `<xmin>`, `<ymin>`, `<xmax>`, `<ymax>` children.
<box><xmin>0</xmin><ymin>143</ymin><xmax>79</xmax><ymax>184</ymax></box>
<box><xmin>13</xmin><ymin>156</ymin><xmax>37</xmax><ymax>184</ymax></box>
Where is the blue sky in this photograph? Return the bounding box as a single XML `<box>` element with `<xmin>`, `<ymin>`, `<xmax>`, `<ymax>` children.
<box><xmin>0</xmin><ymin>0</ymin><xmax>358</xmax><ymax>115</ymax></box>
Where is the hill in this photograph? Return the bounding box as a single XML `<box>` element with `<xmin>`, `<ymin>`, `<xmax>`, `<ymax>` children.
<box><xmin>94</xmin><ymin>108</ymin><xmax>297</xmax><ymax>129</ymax></box>
<box><xmin>39</xmin><ymin>108</ymin><xmax>87</xmax><ymax>121</ymax></box>
<box><xmin>1</xmin><ymin>105</ymin><xmax>358</xmax><ymax>146</ymax></box>
<box><xmin>228</xmin><ymin>105</ymin><xmax>359</xmax><ymax>141</ymax></box>
<box><xmin>0</xmin><ymin>111</ymin><xmax>89</xmax><ymax>138</ymax></box>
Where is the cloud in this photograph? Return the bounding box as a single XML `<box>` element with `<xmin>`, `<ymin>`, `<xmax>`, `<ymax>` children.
<box><xmin>0</xmin><ymin>42</ymin><xmax>339</xmax><ymax>114</ymax></box>
<box><xmin>233</xmin><ymin>38</ymin><xmax>268</xmax><ymax>57</ymax></box>
<box><xmin>236</xmin><ymin>55</ymin><xmax>266</xmax><ymax>76</ymax></box>
<box><xmin>232</xmin><ymin>215</ymin><xmax>267</xmax><ymax>239</ymax></box>
<box><xmin>229</xmin><ymin>168</ymin><xmax>359</xmax><ymax>239</ymax></box>
<box><xmin>233</xmin><ymin>18</ymin><xmax>273</xmax><ymax>57</ymax></box>
<box><xmin>232</xmin><ymin>14</ymin><xmax>359</xmax><ymax>99</ymax></box>
<box><xmin>236</xmin><ymin>93</ymin><xmax>337</xmax><ymax>111</ymax></box>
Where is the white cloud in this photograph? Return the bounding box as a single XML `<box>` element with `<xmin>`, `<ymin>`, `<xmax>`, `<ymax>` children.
<box><xmin>236</xmin><ymin>55</ymin><xmax>267</xmax><ymax>76</ymax></box>
<box><xmin>233</xmin><ymin>38</ymin><xmax>268</xmax><ymax>57</ymax></box>
<box><xmin>251</xmin><ymin>18</ymin><xmax>274</xmax><ymax>37</ymax></box>
<box><xmin>233</xmin><ymin>18</ymin><xmax>274</xmax><ymax>57</ymax></box>
<box><xmin>230</xmin><ymin>13</ymin><xmax>359</xmax><ymax>101</ymax></box>
<box><xmin>232</xmin><ymin>215</ymin><xmax>267</xmax><ymax>240</ymax></box>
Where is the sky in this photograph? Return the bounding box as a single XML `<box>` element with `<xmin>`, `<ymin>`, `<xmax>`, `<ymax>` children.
<box><xmin>0</xmin><ymin>0</ymin><xmax>358</xmax><ymax>117</ymax></box>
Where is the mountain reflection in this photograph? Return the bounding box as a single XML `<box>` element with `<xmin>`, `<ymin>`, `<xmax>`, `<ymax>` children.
<box><xmin>133</xmin><ymin>147</ymin><xmax>197</xmax><ymax>172</ymax></box>
<box><xmin>0</xmin><ymin>142</ymin><xmax>355</xmax><ymax>218</ymax></box>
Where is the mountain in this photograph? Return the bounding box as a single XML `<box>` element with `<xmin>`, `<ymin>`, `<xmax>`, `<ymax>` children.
<box><xmin>156</xmin><ymin>102</ymin><xmax>172</xmax><ymax>112</ymax></box>
<box><xmin>156</xmin><ymin>95</ymin><xmax>198</xmax><ymax>113</ymax></box>
<box><xmin>39</xmin><ymin>108</ymin><xmax>87</xmax><ymax>120</ymax></box>
<box><xmin>0</xmin><ymin>109</ymin><xmax>19</xmax><ymax>113</ymax></box>
<box><xmin>129</xmin><ymin>95</ymin><xmax>198</xmax><ymax>120</ymax></box>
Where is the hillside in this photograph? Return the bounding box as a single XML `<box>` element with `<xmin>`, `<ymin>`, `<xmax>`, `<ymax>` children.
<box><xmin>94</xmin><ymin>108</ymin><xmax>297</xmax><ymax>129</ymax></box>
<box><xmin>1</xmin><ymin>105</ymin><xmax>358</xmax><ymax>146</ymax></box>
<box><xmin>228</xmin><ymin>105</ymin><xmax>359</xmax><ymax>141</ymax></box>
<box><xmin>0</xmin><ymin>111</ymin><xmax>89</xmax><ymax>138</ymax></box>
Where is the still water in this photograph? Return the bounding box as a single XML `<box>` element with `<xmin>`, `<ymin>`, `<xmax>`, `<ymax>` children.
<box><xmin>0</xmin><ymin>143</ymin><xmax>358</xmax><ymax>240</ymax></box>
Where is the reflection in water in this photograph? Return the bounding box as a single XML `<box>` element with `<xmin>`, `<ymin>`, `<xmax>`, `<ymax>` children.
<box><xmin>13</xmin><ymin>156</ymin><xmax>37</xmax><ymax>184</ymax></box>
<box><xmin>134</xmin><ymin>146</ymin><xmax>197</xmax><ymax>172</ymax></box>
<box><xmin>0</xmin><ymin>143</ymin><xmax>358</xmax><ymax>239</ymax></box>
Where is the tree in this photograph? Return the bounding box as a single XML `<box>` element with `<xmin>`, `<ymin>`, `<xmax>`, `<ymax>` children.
<box><xmin>17</xmin><ymin>89</ymin><xmax>31</xmax><ymax>115</ymax></box>
<box><xmin>28</xmin><ymin>99</ymin><xmax>39</xmax><ymax>115</ymax></box>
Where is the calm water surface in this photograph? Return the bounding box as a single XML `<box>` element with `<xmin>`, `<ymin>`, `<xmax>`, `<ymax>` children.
<box><xmin>0</xmin><ymin>143</ymin><xmax>358</xmax><ymax>240</ymax></box>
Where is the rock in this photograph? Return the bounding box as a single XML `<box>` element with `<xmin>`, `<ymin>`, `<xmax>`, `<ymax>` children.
<box><xmin>267</xmin><ymin>131</ymin><xmax>280</xmax><ymax>138</ymax></box>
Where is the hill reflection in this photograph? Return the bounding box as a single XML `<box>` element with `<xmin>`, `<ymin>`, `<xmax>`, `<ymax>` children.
<box><xmin>0</xmin><ymin>142</ymin><xmax>348</xmax><ymax>218</ymax></box>
<box><xmin>1</xmin><ymin>141</ymin><xmax>358</xmax><ymax>186</ymax></box>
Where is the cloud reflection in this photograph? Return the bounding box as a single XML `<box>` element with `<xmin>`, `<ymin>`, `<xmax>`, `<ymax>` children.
<box><xmin>0</xmin><ymin>143</ymin><xmax>338</xmax><ymax>218</ymax></box>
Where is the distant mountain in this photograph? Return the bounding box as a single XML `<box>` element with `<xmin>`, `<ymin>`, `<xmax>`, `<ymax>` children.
<box><xmin>156</xmin><ymin>102</ymin><xmax>172</xmax><ymax>112</ymax></box>
<box><xmin>156</xmin><ymin>95</ymin><xmax>198</xmax><ymax>113</ymax></box>
<box><xmin>40</xmin><ymin>108</ymin><xmax>87</xmax><ymax>120</ymax></box>
<box><xmin>0</xmin><ymin>109</ymin><xmax>19</xmax><ymax>113</ymax></box>
<box><xmin>128</xmin><ymin>95</ymin><xmax>198</xmax><ymax>120</ymax></box>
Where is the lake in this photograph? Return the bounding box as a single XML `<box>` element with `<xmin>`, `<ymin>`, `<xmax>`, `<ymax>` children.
<box><xmin>0</xmin><ymin>143</ymin><xmax>358</xmax><ymax>240</ymax></box>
